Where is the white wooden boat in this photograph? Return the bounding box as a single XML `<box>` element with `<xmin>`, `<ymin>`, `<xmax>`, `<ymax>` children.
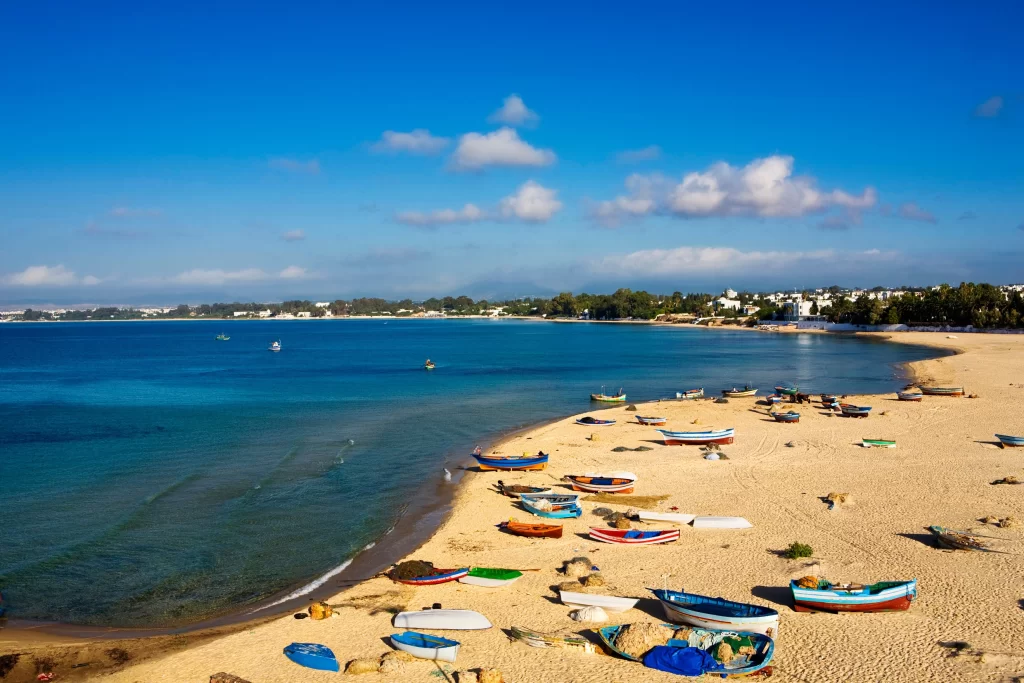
<box><xmin>392</xmin><ymin>609</ymin><xmax>492</xmax><ymax>630</ymax></box>
<box><xmin>635</xmin><ymin>510</ymin><xmax>696</xmax><ymax>525</ymax></box>
<box><xmin>564</xmin><ymin>471</ymin><xmax>637</xmax><ymax>493</ymax></box>
<box><xmin>559</xmin><ymin>591</ymin><xmax>638</xmax><ymax>613</ymax></box>
<box><xmin>457</xmin><ymin>568</ymin><xmax>523</xmax><ymax>588</ymax></box>
<box><xmin>691</xmin><ymin>516</ymin><xmax>752</xmax><ymax>529</ymax></box>
<box><xmin>390</xmin><ymin>632</ymin><xmax>460</xmax><ymax>662</ymax></box>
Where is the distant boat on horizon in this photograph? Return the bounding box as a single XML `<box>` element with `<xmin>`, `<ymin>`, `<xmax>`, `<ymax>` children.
<box><xmin>269</xmin><ymin>340</ymin><xmax>281</xmax><ymax>352</ymax></box>
<box><xmin>215</xmin><ymin>332</ymin><xmax>230</xmax><ymax>341</ymax></box>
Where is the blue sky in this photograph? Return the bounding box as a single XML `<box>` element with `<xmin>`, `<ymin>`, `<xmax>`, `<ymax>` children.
<box><xmin>1</xmin><ymin>1</ymin><xmax>1022</xmax><ymax>305</ymax></box>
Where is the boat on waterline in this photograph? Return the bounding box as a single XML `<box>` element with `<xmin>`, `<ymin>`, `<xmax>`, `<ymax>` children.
<box><xmin>564</xmin><ymin>472</ymin><xmax>637</xmax><ymax>493</ymax></box>
<box><xmin>393</xmin><ymin>609</ymin><xmax>492</xmax><ymax>630</ymax></box>
<box><xmin>520</xmin><ymin>500</ymin><xmax>582</xmax><ymax>519</ymax></box>
<box><xmin>928</xmin><ymin>525</ymin><xmax>993</xmax><ymax>552</ymax></box>
<box><xmin>657</xmin><ymin>428</ymin><xmax>735</xmax><ymax>445</ymax></box>
<box><xmin>722</xmin><ymin>386</ymin><xmax>757</xmax><ymax>397</ymax></box>
<box><xmin>589</xmin><ymin>527</ymin><xmax>679</xmax><ymax>545</ymax></box>
<box><xmin>920</xmin><ymin>386</ymin><xmax>964</xmax><ymax>397</ymax></box>
<box><xmin>458</xmin><ymin>567</ymin><xmax>523</xmax><ymax>588</ymax></box>
<box><xmin>472</xmin><ymin>449</ymin><xmax>548</xmax><ymax>471</ymax></box>
<box><xmin>597</xmin><ymin>623</ymin><xmax>775</xmax><ymax>676</ymax></box>
<box><xmin>268</xmin><ymin>340</ymin><xmax>282</xmax><ymax>352</ymax></box>
<box><xmin>897</xmin><ymin>391</ymin><xmax>923</xmax><ymax>401</ymax></box>
<box><xmin>518</xmin><ymin>493</ymin><xmax>580</xmax><ymax>508</ymax></box>
<box><xmin>591</xmin><ymin>388</ymin><xmax>626</xmax><ymax>402</ymax></box>
<box><xmin>650</xmin><ymin>588</ymin><xmax>780</xmax><ymax>637</ymax></box>
<box><xmin>284</xmin><ymin>643</ymin><xmax>340</xmax><ymax>672</ymax></box>
<box><xmin>424</xmin><ymin>359</ymin><xmax>436</xmax><ymax>370</ymax></box>
<box><xmin>675</xmin><ymin>388</ymin><xmax>704</xmax><ymax>400</ymax></box>
<box><xmin>559</xmin><ymin>591</ymin><xmax>639</xmax><ymax>613</ymax></box>
<box><xmin>390</xmin><ymin>632</ymin><xmax>460</xmax><ymax>662</ymax></box>
<box><xmin>862</xmin><ymin>438</ymin><xmax>896</xmax><ymax>448</ymax></box>
<box><xmin>775</xmin><ymin>385</ymin><xmax>799</xmax><ymax>396</ymax></box>
<box><xmin>388</xmin><ymin>567</ymin><xmax>469</xmax><ymax>586</ymax></box>
<box><xmin>995</xmin><ymin>434</ymin><xmax>1024</xmax><ymax>448</ymax></box>
<box><xmin>771</xmin><ymin>411</ymin><xmax>800</xmax><ymax>424</ymax></box>
<box><xmin>215</xmin><ymin>333</ymin><xmax>230</xmax><ymax>341</ymax></box>
<box><xmin>635</xmin><ymin>415</ymin><xmax>667</xmax><ymax>426</ymax></box>
<box><xmin>576</xmin><ymin>416</ymin><xmax>616</xmax><ymax>426</ymax></box>
<box><xmin>790</xmin><ymin>578</ymin><xmax>917</xmax><ymax>613</ymax></box>
<box><xmin>510</xmin><ymin>626</ymin><xmax>596</xmax><ymax>654</ymax></box>
<box><xmin>498</xmin><ymin>520</ymin><xmax>562</xmax><ymax>539</ymax></box>
<box><xmin>839</xmin><ymin>403</ymin><xmax>872</xmax><ymax>417</ymax></box>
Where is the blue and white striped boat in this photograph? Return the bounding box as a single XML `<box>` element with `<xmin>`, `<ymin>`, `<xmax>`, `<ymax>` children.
<box><xmin>518</xmin><ymin>493</ymin><xmax>580</xmax><ymax>508</ymax></box>
<box><xmin>390</xmin><ymin>632</ymin><xmax>460</xmax><ymax>662</ymax></box>
<box><xmin>650</xmin><ymin>589</ymin><xmax>780</xmax><ymax>638</ymax></box>
<box><xmin>790</xmin><ymin>578</ymin><xmax>917</xmax><ymax>613</ymax></box>
<box><xmin>839</xmin><ymin>404</ymin><xmax>871</xmax><ymax>417</ymax></box>
<box><xmin>471</xmin><ymin>451</ymin><xmax>548</xmax><ymax>471</ymax></box>
<box><xmin>995</xmin><ymin>434</ymin><xmax>1024</xmax><ymax>448</ymax></box>
<box><xmin>520</xmin><ymin>500</ymin><xmax>582</xmax><ymax>519</ymax></box>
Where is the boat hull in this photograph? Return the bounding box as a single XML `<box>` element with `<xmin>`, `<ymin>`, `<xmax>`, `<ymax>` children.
<box><xmin>657</xmin><ymin>428</ymin><xmax>735</xmax><ymax>445</ymax></box>
<box><xmin>499</xmin><ymin>521</ymin><xmax>562</xmax><ymax>538</ymax></box>
<box><xmin>390</xmin><ymin>632</ymin><xmax>460</xmax><ymax>663</ymax></box>
<box><xmin>921</xmin><ymin>387</ymin><xmax>964</xmax><ymax>397</ymax></box>
<box><xmin>995</xmin><ymin>434</ymin><xmax>1024</xmax><ymax>447</ymax></box>
<box><xmin>597</xmin><ymin>624</ymin><xmax>774</xmax><ymax>676</ymax></box>
<box><xmin>473</xmin><ymin>453</ymin><xmax>548</xmax><ymax>471</ymax></box>
<box><xmin>389</xmin><ymin>568</ymin><xmax>469</xmax><ymax>585</ymax></box>
<box><xmin>772</xmin><ymin>413</ymin><xmax>800</xmax><ymax>423</ymax></box>
<box><xmin>575</xmin><ymin>419</ymin><xmax>615</xmax><ymax>426</ymax></box>
<box><xmin>636</xmin><ymin>416</ymin><xmax>667</xmax><ymax>425</ymax></box>
<box><xmin>284</xmin><ymin>643</ymin><xmax>340</xmax><ymax>672</ymax></box>
<box><xmin>897</xmin><ymin>392</ymin><xmax>923</xmax><ymax>401</ymax></box>
<box><xmin>588</xmin><ymin>527</ymin><xmax>679</xmax><ymax>545</ymax></box>
<box><xmin>862</xmin><ymin>439</ymin><xmax>896</xmax><ymax>448</ymax></box>
<box><xmin>675</xmin><ymin>388</ymin><xmax>704</xmax><ymax>400</ymax></box>
<box><xmin>651</xmin><ymin>589</ymin><xmax>780</xmax><ymax>638</ymax></box>
<box><xmin>559</xmin><ymin>591</ymin><xmax>639</xmax><ymax>613</ymax></box>
<box><xmin>565</xmin><ymin>475</ymin><xmax>635</xmax><ymax>493</ymax></box>
<box><xmin>790</xmin><ymin>580</ymin><xmax>916</xmax><ymax>613</ymax></box>
<box><xmin>393</xmin><ymin>609</ymin><xmax>492</xmax><ymax>630</ymax></box>
<box><xmin>591</xmin><ymin>394</ymin><xmax>626</xmax><ymax>402</ymax></box>
<box><xmin>521</xmin><ymin>501</ymin><xmax>582</xmax><ymax>519</ymax></box>
<box><xmin>510</xmin><ymin>626</ymin><xmax>596</xmax><ymax>653</ymax></box>
<box><xmin>722</xmin><ymin>389</ymin><xmax>757</xmax><ymax>397</ymax></box>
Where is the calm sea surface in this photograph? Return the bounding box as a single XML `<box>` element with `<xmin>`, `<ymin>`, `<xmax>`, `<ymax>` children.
<box><xmin>0</xmin><ymin>320</ymin><xmax>944</xmax><ymax>626</ymax></box>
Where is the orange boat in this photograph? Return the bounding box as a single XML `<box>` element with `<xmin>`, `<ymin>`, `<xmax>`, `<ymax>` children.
<box><xmin>498</xmin><ymin>520</ymin><xmax>563</xmax><ymax>539</ymax></box>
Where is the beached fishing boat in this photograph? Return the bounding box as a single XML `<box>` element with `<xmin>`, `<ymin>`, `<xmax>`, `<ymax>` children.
<box><xmin>388</xmin><ymin>567</ymin><xmax>469</xmax><ymax>585</ymax></box>
<box><xmin>897</xmin><ymin>391</ymin><xmax>923</xmax><ymax>401</ymax></box>
<box><xmin>498</xmin><ymin>520</ymin><xmax>562</xmax><ymax>539</ymax></box>
<box><xmin>519</xmin><ymin>492</ymin><xmax>580</xmax><ymax>508</ymax></box>
<box><xmin>268</xmin><ymin>340</ymin><xmax>282</xmax><ymax>352</ymax></box>
<box><xmin>510</xmin><ymin>626</ymin><xmax>596</xmax><ymax>654</ymax></box>
<box><xmin>771</xmin><ymin>411</ymin><xmax>800</xmax><ymax>424</ymax></box>
<box><xmin>634</xmin><ymin>510</ymin><xmax>696</xmax><ymax>525</ymax></box>
<box><xmin>496</xmin><ymin>481</ymin><xmax>552</xmax><ymax>498</ymax></box>
<box><xmin>650</xmin><ymin>589</ymin><xmax>780</xmax><ymax>637</ymax></box>
<box><xmin>215</xmin><ymin>333</ymin><xmax>230</xmax><ymax>341</ymax></box>
<box><xmin>472</xmin><ymin>450</ymin><xmax>548</xmax><ymax>471</ymax></box>
<box><xmin>564</xmin><ymin>472</ymin><xmax>637</xmax><ymax>493</ymax></box>
<box><xmin>657</xmin><ymin>428</ymin><xmax>735</xmax><ymax>445</ymax></box>
<box><xmin>284</xmin><ymin>643</ymin><xmax>340</xmax><ymax>672</ymax></box>
<box><xmin>839</xmin><ymin>403</ymin><xmax>871</xmax><ymax>417</ymax></box>
<box><xmin>920</xmin><ymin>386</ymin><xmax>964</xmax><ymax>397</ymax></box>
<box><xmin>589</xmin><ymin>527</ymin><xmax>680</xmax><ymax>545</ymax></box>
<box><xmin>390</xmin><ymin>632</ymin><xmax>460</xmax><ymax>662</ymax></box>
<box><xmin>790</xmin><ymin>578</ymin><xmax>917</xmax><ymax>613</ymax></box>
<box><xmin>559</xmin><ymin>591</ymin><xmax>639</xmax><ymax>613</ymax></box>
<box><xmin>393</xmin><ymin>609</ymin><xmax>492</xmax><ymax>630</ymax></box>
<box><xmin>995</xmin><ymin>434</ymin><xmax>1024</xmax><ymax>448</ymax></box>
<box><xmin>597</xmin><ymin>623</ymin><xmax>775</xmax><ymax>676</ymax></box>
<box><xmin>576</xmin><ymin>416</ymin><xmax>616</xmax><ymax>426</ymax></box>
<box><xmin>636</xmin><ymin>415</ymin><xmax>667</xmax><ymax>426</ymax></box>
<box><xmin>820</xmin><ymin>394</ymin><xmax>838</xmax><ymax>403</ymax></box>
<box><xmin>775</xmin><ymin>385</ymin><xmax>799</xmax><ymax>396</ymax></box>
<box><xmin>675</xmin><ymin>388</ymin><xmax>704</xmax><ymax>400</ymax></box>
<box><xmin>591</xmin><ymin>389</ymin><xmax>627</xmax><ymax>402</ymax></box>
<box><xmin>424</xmin><ymin>359</ymin><xmax>436</xmax><ymax>370</ymax></box>
<box><xmin>520</xmin><ymin>500</ymin><xmax>582</xmax><ymax>519</ymax></box>
<box><xmin>457</xmin><ymin>568</ymin><xmax>523</xmax><ymax>588</ymax></box>
<box><xmin>766</xmin><ymin>394</ymin><xmax>783</xmax><ymax>404</ymax></box>
<box><xmin>928</xmin><ymin>525</ymin><xmax>993</xmax><ymax>552</ymax></box>
<box><xmin>862</xmin><ymin>438</ymin><xmax>896</xmax><ymax>448</ymax></box>
<box><xmin>722</xmin><ymin>386</ymin><xmax>757</xmax><ymax>397</ymax></box>
<box><xmin>691</xmin><ymin>516</ymin><xmax>752</xmax><ymax>529</ymax></box>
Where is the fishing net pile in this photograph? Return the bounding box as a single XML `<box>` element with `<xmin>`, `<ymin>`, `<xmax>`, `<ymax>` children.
<box><xmin>561</xmin><ymin>556</ymin><xmax>592</xmax><ymax>578</ymax></box>
<box><xmin>795</xmin><ymin>575</ymin><xmax>821</xmax><ymax>589</ymax></box>
<box><xmin>614</xmin><ymin>623</ymin><xmax>675</xmax><ymax>659</ymax></box>
<box><xmin>390</xmin><ymin>560</ymin><xmax>435</xmax><ymax>580</ymax></box>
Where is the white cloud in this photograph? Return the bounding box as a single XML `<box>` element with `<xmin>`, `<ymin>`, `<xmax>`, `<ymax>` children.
<box><xmin>396</xmin><ymin>204</ymin><xmax>486</xmax><ymax>227</ymax></box>
<box><xmin>616</xmin><ymin>145</ymin><xmax>662</xmax><ymax>163</ymax></box>
<box><xmin>171</xmin><ymin>268</ymin><xmax>269</xmax><ymax>286</ymax></box>
<box><xmin>278</xmin><ymin>266</ymin><xmax>309</xmax><ymax>279</ymax></box>
<box><xmin>371</xmin><ymin>129</ymin><xmax>450</xmax><ymax>155</ymax></box>
<box><xmin>450</xmin><ymin>127</ymin><xmax>556</xmax><ymax>170</ymax></box>
<box><xmin>499</xmin><ymin>181</ymin><xmax>562</xmax><ymax>222</ymax></box>
<box><xmin>109</xmin><ymin>207</ymin><xmax>161</xmax><ymax>217</ymax></box>
<box><xmin>487</xmin><ymin>94</ymin><xmax>539</xmax><ymax>127</ymax></box>
<box><xmin>974</xmin><ymin>95</ymin><xmax>1003</xmax><ymax>118</ymax></box>
<box><xmin>268</xmin><ymin>158</ymin><xmax>321</xmax><ymax>174</ymax></box>
<box><xmin>897</xmin><ymin>202</ymin><xmax>937</xmax><ymax>224</ymax></box>
<box><xmin>1</xmin><ymin>264</ymin><xmax>100</xmax><ymax>287</ymax></box>
<box><xmin>281</xmin><ymin>229</ymin><xmax>306</xmax><ymax>242</ymax></box>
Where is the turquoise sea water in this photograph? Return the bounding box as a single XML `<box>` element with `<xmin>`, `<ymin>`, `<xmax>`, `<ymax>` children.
<box><xmin>0</xmin><ymin>320</ymin><xmax>944</xmax><ymax>627</ymax></box>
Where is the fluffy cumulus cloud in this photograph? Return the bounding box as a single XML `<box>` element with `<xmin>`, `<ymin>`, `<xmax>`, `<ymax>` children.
<box><xmin>268</xmin><ymin>157</ymin><xmax>321</xmax><ymax>174</ymax></box>
<box><xmin>591</xmin><ymin>155</ymin><xmax>877</xmax><ymax>224</ymax></box>
<box><xmin>371</xmin><ymin>129</ymin><xmax>450</xmax><ymax>155</ymax></box>
<box><xmin>974</xmin><ymin>95</ymin><xmax>1004</xmax><ymax>118</ymax></box>
<box><xmin>281</xmin><ymin>229</ymin><xmax>306</xmax><ymax>242</ymax></box>
<box><xmin>487</xmin><ymin>94</ymin><xmax>540</xmax><ymax>127</ymax></box>
<box><xmin>897</xmin><ymin>202</ymin><xmax>937</xmax><ymax>224</ymax></box>
<box><xmin>450</xmin><ymin>128</ymin><xmax>556</xmax><ymax>170</ymax></box>
<box><xmin>616</xmin><ymin>145</ymin><xmax>662</xmax><ymax>163</ymax></box>
<box><xmin>499</xmin><ymin>181</ymin><xmax>562</xmax><ymax>222</ymax></box>
<box><xmin>396</xmin><ymin>204</ymin><xmax>486</xmax><ymax>227</ymax></box>
<box><xmin>278</xmin><ymin>266</ymin><xmax>309</xmax><ymax>279</ymax></box>
<box><xmin>170</xmin><ymin>266</ymin><xmax>310</xmax><ymax>286</ymax></box>
<box><xmin>1</xmin><ymin>264</ymin><xmax>100</xmax><ymax>287</ymax></box>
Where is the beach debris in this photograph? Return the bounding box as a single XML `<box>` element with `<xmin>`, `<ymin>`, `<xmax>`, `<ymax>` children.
<box><xmin>589</xmin><ymin>433</ymin><xmax>600</xmax><ymax>442</ymax></box>
<box><xmin>105</xmin><ymin>648</ymin><xmax>131</xmax><ymax>666</ymax></box>
<box><xmin>991</xmin><ymin>476</ymin><xmax>1020</xmax><ymax>485</ymax></box>
<box><xmin>390</xmin><ymin>560</ymin><xmax>436</xmax><ymax>581</ymax></box>
<box><xmin>998</xmin><ymin>516</ymin><xmax>1018</xmax><ymax>529</ymax></box>
<box><xmin>293</xmin><ymin>612</ymin><xmax>308</xmax><ymax>619</ymax></box>
<box><xmin>626</xmin><ymin>404</ymin><xmax>637</xmax><ymax>411</ymax></box>
<box><xmin>968</xmin><ymin>393</ymin><xmax>979</xmax><ymax>399</ymax></box>
<box><xmin>981</xmin><ymin>515</ymin><xmax>1000</xmax><ymax>525</ymax></box>
<box><xmin>701</xmin><ymin>443</ymin><xmax>721</xmax><ymax>452</ymax></box>
<box><xmin>580</xmin><ymin>573</ymin><xmax>606</xmax><ymax>588</ymax></box>
<box><xmin>0</xmin><ymin>655</ymin><xmax>20</xmax><ymax>679</ymax></box>
<box><xmin>704</xmin><ymin>452</ymin><xmax>720</xmax><ymax>460</ymax></box>
<box><xmin>614</xmin><ymin>622</ymin><xmax>674</xmax><ymax>659</ymax></box>
<box><xmin>345</xmin><ymin>658</ymin><xmax>380</xmax><ymax>674</ymax></box>
<box><xmin>715</xmin><ymin>397</ymin><xmax>729</xmax><ymax>404</ymax></box>
<box><xmin>478</xmin><ymin>669</ymin><xmax>504</xmax><ymax>683</ymax></box>
<box><xmin>592</xmin><ymin>507</ymin><xmax>614</xmax><ymax>518</ymax></box>
<box><xmin>611</xmin><ymin>446</ymin><xmax>629</xmax><ymax>452</ymax></box>
<box><xmin>378</xmin><ymin>651</ymin><xmax>413</xmax><ymax>675</ymax></box>
<box><xmin>607</xmin><ymin>513</ymin><xmax>632</xmax><ymax>529</ymax></box>
<box><xmin>556</xmin><ymin>580</ymin><xmax>583</xmax><ymax>593</ymax></box>
<box><xmin>782</xmin><ymin>542</ymin><xmax>814</xmax><ymax>560</ymax></box>
<box><xmin>210</xmin><ymin>674</ymin><xmax>252</xmax><ymax>683</ymax></box>
<box><xmin>929</xmin><ymin>526</ymin><xmax>991</xmax><ymax>552</ymax></box>
<box><xmin>36</xmin><ymin>675</ymin><xmax>56</xmax><ymax>682</ymax></box>
<box><xmin>570</xmin><ymin>605</ymin><xmax>608</xmax><ymax>623</ymax></box>
<box><xmin>562</xmin><ymin>557</ymin><xmax>593</xmax><ymax>578</ymax></box>
<box><xmin>825</xmin><ymin>492</ymin><xmax>851</xmax><ymax>511</ymax></box>
<box><xmin>308</xmin><ymin>601</ymin><xmax>333</xmax><ymax>620</ymax></box>
<box><xmin>457</xmin><ymin>672</ymin><xmax>478</xmax><ymax>683</ymax></box>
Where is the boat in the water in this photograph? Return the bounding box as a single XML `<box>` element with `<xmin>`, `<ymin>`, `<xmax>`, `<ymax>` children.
<box><xmin>790</xmin><ymin>578</ymin><xmax>917</xmax><ymax>613</ymax></box>
<box><xmin>284</xmin><ymin>643</ymin><xmax>340</xmax><ymax>672</ymax></box>
<box><xmin>518</xmin><ymin>492</ymin><xmax>580</xmax><ymax>508</ymax></box>
<box><xmin>597</xmin><ymin>623</ymin><xmax>775</xmax><ymax>676</ymax></box>
<box><xmin>424</xmin><ymin>359</ymin><xmax>436</xmax><ymax>370</ymax></box>
<box><xmin>675</xmin><ymin>388</ymin><xmax>704</xmax><ymax>400</ymax></box>
<box><xmin>496</xmin><ymin>481</ymin><xmax>552</xmax><ymax>498</ymax></box>
<box><xmin>559</xmin><ymin>591</ymin><xmax>639</xmax><ymax>613</ymax></box>
<box><xmin>215</xmin><ymin>333</ymin><xmax>230</xmax><ymax>341</ymax></box>
<box><xmin>897</xmin><ymin>391</ymin><xmax>923</xmax><ymax>402</ymax></box>
<box><xmin>498</xmin><ymin>520</ymin><xmax>562</xmax><ymax>538</ymax></box>
<box><xmin>650</xmin><ymin>589</ymin><xmax>780</xmax><ymax>637</ymax></box>
<box><xmin>995</xmin><ymin>434</ymin><xmax>1024</xmax><ymax>448</ymax></box>
<box><xmin>268</xmin><ymin>340</ymin><xmax>282</xmax><ymax>352</ymax></box>
<box><xmin>576</xmin><ymin>416</ymin><xmax>616</xmax><ymax>426</ymax></box>
<box><xmin>634</xmin><ymin>510</ymin><xmax>696</xmax><ymax>525</ymax></box>
<box><xmin>564</xmin><ymin>472</ymin><xmax>637</xmax><ymax>493</ymax></box>
<box><xmin>691</xmin><ymin>516</ymin><xmax>752</xmax><ymax>529</ymax></box>
<box><xmin>390</xmin><ymin>632</ymin><xmax>460</xmax><ymax>662</ymax></box>
<box><xmin>722</xmin><ymin>386</ymin><xmax>757</xmax><ymax>397</ymax></box>
<box><xmin>928</xmin><ymin>525</ymin><xmax>993</xmax><ymax>552</ymax></box>
<box><xmin>774</xmin><ymin>385</ymin><xmax>799</xmax><ymax>396</ymax></box>
<box><xmin>393</xmin><ymin>609</ymin><xmax>492</xmax><ymax>630</ymax></box>
<box><xmin>657</xmin><ymin>428</ymin><xmax>735</xmax><ymax>445</ymax></box>
<box><xmin>510</xmin><ymin>626</ymin><xmax>596</xmax><ymax>654</ymax></box>
<box><xmin>458</xmin><ymin>568</ymin><xmax>523</xmax><ymax>588</ymax></box>
<box><xmin>771</xmin><ymin>411</ymin><xmax>800</xmax><ymax>423</ymax></box>
<box><xmin>591</xmin><ymin>389</ymin><xmax>626</xmax><ymax>402</ymax></box>
<box><xmin>636</xmin><ymin>415</ymin><xmax>667</xmax><ymax>426</ymax></box>
<box><xmin>520</xmin><ymin>499</ymin><xmax>582</xmax><ymax>519</ymax></box>
<box><xmin>388</xmin><ymin>567</ymin><xmax>469</xmax><ymax>585</ymax></box>
<box><xmin>472</xmin><ymin>448</ymin><xmax>548</xmax><ymax>471</ymax></box>
<box><xmin>839</xmin><ymin>403</ymin><xmax>871</xmax><ymax>417</ymax></box>
<box><xmin>589</xmin><ymin>527</ymin><xmax>679</xmax><ymax>545</ymax></box>
<box><xmin>920</xmin><ymin>386</ymin><xmax>964</xmax><ymax>397</ymax></box>
<box><xmin>862</xmin><ymin>438</ymin><xmax>896</xmax><ymax>448</ymax></box>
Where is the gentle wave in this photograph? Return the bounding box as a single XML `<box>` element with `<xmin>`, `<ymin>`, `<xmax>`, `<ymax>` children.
<box><xmin>249</xmin><ymin>558</ymin><xmax>354</xmax><ymax>613</ymax></box>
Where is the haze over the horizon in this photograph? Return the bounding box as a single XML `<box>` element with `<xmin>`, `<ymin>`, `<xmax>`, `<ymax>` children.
<box><xmin>1</xmin><ymin>2</ymin><xmax>1022</xmax><ymax>307</ymax></box>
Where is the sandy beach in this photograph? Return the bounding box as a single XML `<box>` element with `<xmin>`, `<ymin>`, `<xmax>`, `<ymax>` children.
<box><xmin>3</xmin><ymin>331</ymin><xmax>1023</xmax><ymax>682</ymax></box>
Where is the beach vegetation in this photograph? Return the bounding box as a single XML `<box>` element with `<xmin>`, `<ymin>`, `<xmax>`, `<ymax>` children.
<box><xmin>782</xmin><ymin>542</ymin><xmax>814</xmax><ymax>559</ymax></box>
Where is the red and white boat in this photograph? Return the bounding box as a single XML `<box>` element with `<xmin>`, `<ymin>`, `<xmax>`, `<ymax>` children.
<box><xmin>656</xmin><ymin>428</ymin><xmax>735</xmax><ymax>445</ymax></box>
<box><xmin>636</xmin><ymin>415</ymin><xmax>667</xmax><ymax>426</ymax></box>
<box><xmin>588</xmin><ymin>528</ymin><xmax>680</xmax><ymax>545</ymax></box>
<box><xmin>564</xmin><ymin>472</ymin><xmax>637</xmax><ymax>493</ymax></box>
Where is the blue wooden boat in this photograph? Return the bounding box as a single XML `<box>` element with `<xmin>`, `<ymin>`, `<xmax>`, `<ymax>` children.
<box><xmin>650</xmin><ymin>589</ymin><xmax>780</xmax><ymax>637</ymax></box>
<box><xmin>839</xmin><ymin>403</ymin><xmax>871</xmax><ymax>417</ymax></box>
<box><xmin>995</xmin><ymin>434</ymin><xmax>1024</xmax><ymax>448</ymax></box>
<box><xmin>471</xmin><ymin>450</ymin><xmax>548</xmax><ymax>471</ymax></box>
<box><xmin>576</xmin><ymin>416</ymin><xmax>616</xmax><ymax>426</ymax></box>
<box><xmin>897</xmin><ymin>391</ymin><xmax>923</xmax><ymax>402</ymax></box>
<box><xmin>790</xmin><ymin>578</ymin><xmax>916</xmax><ymax>613</ymax></box>
<box><xmin>771</xmin><ymin>411</ymin><xmax>800</xmax><ymax>423</ymax></box>
<box><xmin>597</xmin><ymin>623</ymin><xmax>775</xmax><ymax>676</ymax></box>
<box><xmin>520</xmin><ymin>500</ymin><xmax>582</xmax><ymax>519</ymax></box>
<box><xmin>518</xmin><ymin>492</ymin><xmax>580</xmax><ymax>508</ymax></box>
<box><xmin>390</xmin><ymin>631</ymin><xmax>461</xmax><ymax>662</ymax></box>
<box><xmin>284</xmin><ymin>643</ymin><xmax>340</xmax><ymax>672</ymax></box>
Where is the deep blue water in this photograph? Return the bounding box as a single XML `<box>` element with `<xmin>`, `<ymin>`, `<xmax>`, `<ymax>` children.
<box><xmin>0</xmin><ymin>320</ymin><xmax>943</xmax><ymax>626</ymax></box>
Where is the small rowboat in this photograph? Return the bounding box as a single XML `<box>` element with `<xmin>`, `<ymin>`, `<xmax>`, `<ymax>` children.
<box><xmin>995</xmin><ymin>434</ymin><xmax>1024</xmax><ymax>448</ymax></box>
<box><xmin>862</xmin><ymin>438</ymin><xmax>896</xmax><ymax>448</ymax></box>
<box><xmin>458</xmin><ymin>568</ymin><xmax>523</xmax><ymax>588</ymax></box>
<box><xmin>559</xmin><ymin>591</ymin><xmax>639</xmax><ymax>613</ymax></box>
<box><xmin>496</xmin><ymin>481</ymin><xmax>552</xmax><ymax>498</ymax></box>
<box><xmin>920</xmin><ymin>386</ymin><xmax>964</xmax><ymax>397</ymax></box>
<box><xmin>498</xmin><ymin>520</ymin><xmax>562</xmax><ymax>538</ymax></box>
<box><xmin>722</xmin><ymin>387</ymin><xmax>757</xmax><ymax>397</ymax></box>
<box><xmin>591</xmin><ymin>392</ymin><xmax>627</xmax><ymax>402</ymax></box>
<box><xmin>510</xmin><ymin>626</ymin><xmax>596</xmax><ymax>654</ymax></box>
<box><xmin>839</xmin><ymin>403</ymin><xmax>871</xmax><ymax>417</ymax></box>
<box><xmin>650</xmin><ymin>589</ymin><xmax>780</xmax><ymax>637</ymax></box>
<box><xmin>284</xmin><ymin>643</ymin><xmax>340</xmax><ymax>672</ymax></box>
<box><xmin>520</xmin><ymin>500</ymin><xmax>582</xmax><ymax>519</ymax></box>
<box><xmin>820</xmin><ymin>394</ymin><xmax>838</xmax><ymax>403</ymax></box>
<box><xmin>393</xmin><ymin>609</ymin><xmax>492</xmax><ymax>630</ymax></box>
<box><xmin>588</xmin><ymin>527</ymin><xmax>680</xmax><ymax>545</ymax></box>
<box><xmin>472</xmin><ymin>452</ymin><xmax>548</xmax><ymax>471</ymax></box>
<box><xmin>928</xmin><ymin>525</ymin><xmax>993</xmax><ymax>552</ymax></box>
<box><xmin>388</xmin><ymin>567</ymin><xmax>469</xmax><ymax>585</ymax></box>
<box><xmin>766</xmin><ymin>394</ymin><xmax>783</xmax><ymax>404</ymax></box>
<box><xmin>634</xmin><ymin>510</ymin><xmax>696</xmax><ymax>525</ymax></box>
<box><xmin>576</xmin><ymin>416</ymin><xmax>616</xmax><ymax>426</ymax></box>
<box><xmin>597</xmin><ymin>623</ymin><xmax>775</xmax><ymax>676</ymax></box>
<box><xmin>775</xmin><ymin>385</ymin><xmax>799</xmax><ymax>396</ymax></box>
<box><xmin>897</xmin><ymin>391</ymin><xmax>923</xmax><ymax>401</ymax></box>
<box><xmin>636</xmin><ymin>415</ymin><xmax>667</xmax><ymax>426</ymax></box>
<box><xmin>565</xmin><ymin>472</ymin><xmax>637</xmax><ymax>493</ymax></box>
<box><xmin>790</xmin><ymin>578</ymin><xmax>917</xmax><ymax>613</ymax></box>
<box><xmin>519</xmin><ymin>493</ymin><xmax>580</xmax><ymax>508</ymax></box>
<box><xmin>657</xmin><ymin>428</ymin><xmax>735</xmax><ymax>445</ymax></box>
<box><xmin>675</xmin><ymin>388</ymin><xmax>704</xmax><ymax>400</ymax></box>
<box><xmin>390</xmin><ymin>632</ymin><xmax>460</xmax><ymax>662</ymax></box>
<box><xmin>771</xmin><ymin>411</ymin><xmax>800</xmax><ymax>423</ymax></box>
<box><xmin>424</xmin><ymin>360</ymin><xmax>436</xmax><ymax>370</ymax></box>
